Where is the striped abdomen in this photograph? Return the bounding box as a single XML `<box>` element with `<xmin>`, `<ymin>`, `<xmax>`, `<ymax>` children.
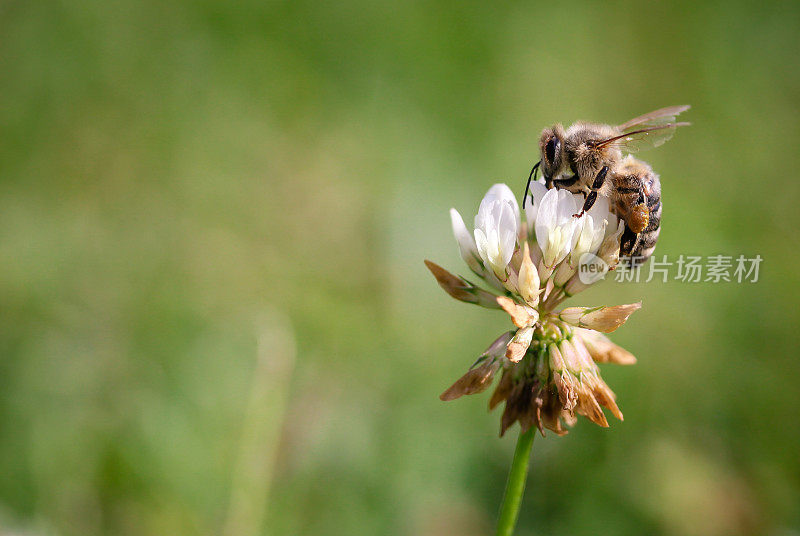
<box><xmin>612</xmin><ymin>157</ymin><xmax>662</xmax><ymax>266</ymax></box>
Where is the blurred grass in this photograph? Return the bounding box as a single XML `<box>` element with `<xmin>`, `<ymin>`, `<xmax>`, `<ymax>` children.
<box><xmin>0</xmin><ymin>0</ymin><xmax>799</xmax><ymax>535</ymax></box>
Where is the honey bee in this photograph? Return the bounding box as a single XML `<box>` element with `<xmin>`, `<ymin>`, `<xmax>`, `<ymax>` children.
<box><xmin>523</xmin><ymin>105</ymin><xmax>690</xmax><ymax>265</ymax></box>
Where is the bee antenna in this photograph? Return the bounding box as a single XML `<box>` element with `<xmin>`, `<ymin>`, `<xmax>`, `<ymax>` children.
<box><xmin>522</xmin><ymin>161</ymin><xmax>541</xmax><ymax>209</ymax></box>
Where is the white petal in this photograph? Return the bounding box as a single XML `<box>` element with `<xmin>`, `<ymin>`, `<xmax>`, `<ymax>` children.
<box><xmin>487</xmin><ymin>227</ymin><xmax>501</xmax><ymax>266</ymax></box>
<box><xmin>586</xmin><ymin>195</ymin><xmax>611</xmax><ymax>222</ymax></box>
<box><xmin>450</xmin><ymin>208</ymin><xmax>482</xmax><ymax>273</ymax></box>
<box><xmin>534</xmin><ymin>188</ymin><xmax>560</xmax><ymax>247</ymax></box>
<box><xmin>524</xmin><ymin>181</ymin><xmax>548</xmax><ymax>230</ymax></box>
<box><xmin>589</xmin><ymin>219</ymin><xmax>607</xmax><ymax>254</ymax></box>
<box><xmin>474</xmin><ymin>204</ymin><xmax>489</xmax><ymax>234</ymax></box>
<box><xmin>555</xmin><ymin>189</ymin><xmax>578</xmax><ymax>223</ymax></box>
<box><xmin>450</xmin><ymin>208</ymin><xmax>474</xmax><ymax>248</ymax></box>
<box><xmin>571</xmin><ymin>192</ymin><xmax>586</xmax><ymax>211</ymax></box>
<box><xmin>474</xmin><ymin>228</ymin><xmax>489</xmax><ymax>261</ymax></box>
<box><xmin>554</xmin><ymin>223</ymin><xmax>575</xmax><ymax>266</ymax></box>
<box><xmin>500</xmin><ymin>230</ymin><xmax>516</xmax><ymax>267</ymax></box>
<box><xmin>483</xmin><ymin>184</ymin><xmax>520</xmax><ymax>222</ymax></box>
<box><xmin>498</xmin><ymin>202</ymin><xmax>517</xmax><ymax>237</ymax></box>
<box><xmin>571</xmin><ymin>215</ymin><xmax>592</xmax><ymax>253</ymax></box>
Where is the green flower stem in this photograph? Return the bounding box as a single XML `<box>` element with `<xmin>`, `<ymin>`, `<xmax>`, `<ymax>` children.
<box><xmin>495</xmin><ymin>427</ymin><xmax>535</xmax><ymax>536</ymax></box>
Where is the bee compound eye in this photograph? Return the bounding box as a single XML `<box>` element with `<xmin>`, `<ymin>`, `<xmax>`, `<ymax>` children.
<box><xmin>545</xmin><ymin>137</ymin><xmax>559</xmax><ymax>164</ymax></box>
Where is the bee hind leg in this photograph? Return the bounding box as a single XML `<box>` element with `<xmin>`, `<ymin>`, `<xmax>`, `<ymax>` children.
<box><xmin>620</xmin><ymin>225</ymin><xmax>640</xmax><ymax>257</ymax></box>
<box><xmin>627</xmin><ymin>191</ymin><xmax>650</xmax><ymax>233</ymax></box>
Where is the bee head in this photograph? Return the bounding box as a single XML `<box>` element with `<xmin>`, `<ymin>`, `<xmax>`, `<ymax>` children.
<box><xmin>539</xmin><ymin>125</ymin><xmax>566</xmax><ymax>183</ymax></box>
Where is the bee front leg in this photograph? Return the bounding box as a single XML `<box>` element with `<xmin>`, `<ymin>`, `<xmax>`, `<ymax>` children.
<box><xmin>573</xmin><ymin>166</ymin><xmax>609</xmax><ymax>217</ymax></box>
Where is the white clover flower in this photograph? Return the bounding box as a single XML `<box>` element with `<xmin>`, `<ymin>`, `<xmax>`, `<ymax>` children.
<box><xmin>426</xmin><ymin>181</ymin><xmax>643</xmax><ymax>438</ymax></box>
<box><xmin>473</xmin><ymin>184</ymin><xmax>520</xmax><ymax>281</ymax></box>
<box><xmin>534</xmin><ymin>189</ymin><xmax>580</xmax><ymax>272</ymax></box>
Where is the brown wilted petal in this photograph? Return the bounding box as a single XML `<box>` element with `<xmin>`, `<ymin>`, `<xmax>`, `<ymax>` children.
<box><xmin>583</xmin><ymin>372</ymin><xmax>623</xmax><ymax>421</ymax></box>
<box><xmin>532</xmin><ymin>387</ymin><xmax>546</xmax><ymax>435</ymax></box>
<box><xmin>575</xmin><ymin>387</ymin><xmax>609</xmax><ymax>428</ymax></box>
<box><xmin>594</xmin><ymin>385</ymin><xmax>623</xmax><ymax>421</ymax></box>
<box><xmin>500</xmin><ymin>382</ymin><xmax>526</xmax><ymax>436</ymax></box>
<box><xmin>558</xmin><ymin>302</ymin><xmax>642</xmax><ymax>333</ymax></box>
<box><xmin>500</xmin><ymin>380</ymin><xmax>545</xmax><ymax>437</ymax></box>
<box><xmin>581</xmin><ymin>303</ymin><xmax>641</xmax><ymax>332</ymax></box>
<box><xmin>440</xmin><ymin>361</ymin><xmax>499</xmax><ymax>401</ymax></box>
<box><xmin>554</xmin><ymin>371</ymin><xmax>579</xmax><ymax>411</ymax></box>
<box><xmin>500</xmin><ymin>407</ymin><xmax>518</xmax><ymax>437</ymax></box>
<box><xmin>518</xmin><ymin>395</ymin><xmax>538</xmax><ymax>434</ymax></box>
<box><xmin>481</xmin><ymin>331</ymin><xmax>515</xmax><ymax>360</ymax></box>
<box><xmin>496</xmin><ymin>296</ymin><xmax>536</xmax><ymax>328</ymax></box>
<box><xmin>505</xmin><ymin>326</ymin><xmax>534</xmax><ymax>363</ymax></box>
<box><xmin>489</xmin><ymin>369</ymin><xmax>513</xmax><ymax>410</ymax></box>
<box><xmin>561</xmin><ymin>411</ymin><xmax>578</xmax><ymax>428</ymax></box>
<box><xmin>424</xmin><ymin>260</ymin><xmax>501</xmax><ymax>309</ymax></box>
<box><xmin>425</xmin><ymin>260</ymin><xmax>472</xmax><ymax>301</ymax></box>
<box><xmin>520</xmin><ymin>383</ymin><xmax>550</xmax><ymax>435</ymax></box>
<box><xmin>575</xmin><ymin>328</ymin><xmax>637</xmax><ymax>365</ymax></box>
<box><xmin>540</xmin><ymin>387</ymin><xmax>568</xmax><ymax>436</ymax></box>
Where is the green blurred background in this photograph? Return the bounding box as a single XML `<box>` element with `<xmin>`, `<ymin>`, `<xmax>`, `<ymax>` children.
<box><xmin>1</xmin><ymin>1</ymin><xmax>798</xmax><ymax>535</ymax></box>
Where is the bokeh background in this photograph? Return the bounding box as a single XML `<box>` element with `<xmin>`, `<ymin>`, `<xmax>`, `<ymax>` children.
<box><xmin>1</xmin><ymin>1</ymin><xmax>799</xmax><ymax>535</ymax></box>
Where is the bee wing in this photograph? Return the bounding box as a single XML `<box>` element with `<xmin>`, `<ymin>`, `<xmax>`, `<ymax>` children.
<box><xmin>595</xmin><ymin>122</ymin><xmax>691</xmax><ymax>153</ymax></box>
<box><xmin>616</xmin><ymin>105</ymin><xmax>691</xmax><ymax>132</ymax></box>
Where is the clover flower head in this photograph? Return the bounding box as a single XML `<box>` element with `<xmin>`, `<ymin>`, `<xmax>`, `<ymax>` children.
<box><xmin>426</xmin><ymin>182</ymin><xmax>641</xmax><ymax>436</ymax></box>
